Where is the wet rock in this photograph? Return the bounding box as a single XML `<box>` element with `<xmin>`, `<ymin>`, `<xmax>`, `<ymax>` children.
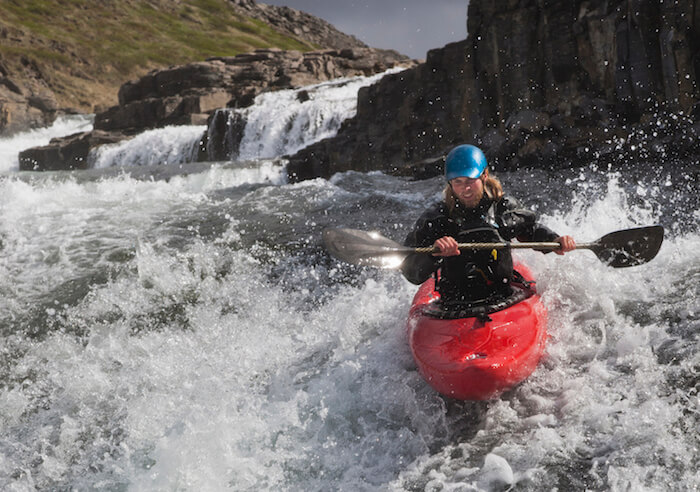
<box><xmin>18</xmin><ymin>130</ymin><xmax>128</xmax><ymax>171</ymax></box>
<box><xmin>203</xmin><ymin>109</ymin><xmax>247</xmax><ymax>162</ymax></box>
<box><xmin>505</xmin><ymin>110</ymin><xmax>551</xmax><ymax>137</ymax></box>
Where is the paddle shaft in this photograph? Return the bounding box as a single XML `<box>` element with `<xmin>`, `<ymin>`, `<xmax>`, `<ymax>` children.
<box><xmin>414</xmin><ymin>241</ymin><xmax>592</xmax><ymax>254</ymax></box>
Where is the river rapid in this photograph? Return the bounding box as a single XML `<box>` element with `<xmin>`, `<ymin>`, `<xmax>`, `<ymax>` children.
<box><xmin>0</xmin><ymin>72</ymin><xmax>698</xmax><ymax>491</ymax></box>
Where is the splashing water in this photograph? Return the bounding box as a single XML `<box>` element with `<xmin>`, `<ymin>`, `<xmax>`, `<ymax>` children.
<box><xmin>0</xmin><ymin>157</ymin><xmax>697</xmax><ymax>490</ymax></box>
<box><xmin>0</xmin><ymin>68</ymin><xmax>699</xmax><ymax>490</ymax></box>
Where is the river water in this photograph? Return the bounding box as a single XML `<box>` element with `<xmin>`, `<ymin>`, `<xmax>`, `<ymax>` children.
<box><xmin>0</xmin><ymin>71</ymin><xmax>698</xmax><ymax>491</ymax></box>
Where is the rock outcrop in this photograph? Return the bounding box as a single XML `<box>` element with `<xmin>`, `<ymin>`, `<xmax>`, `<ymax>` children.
<box><xmin>287</xmin><ymin>0</ymin><xmax>700</xmax><ymax>181</ymax></box>
<box><xmin>0</xmin><ymin>50</ymin><xmax>60</xmax><ymax>136</ymax></box>
<box><xmin>96</xmin><ymin>47</ymin><xmax>411</xmax><ymax>133</ymax></box>
<box><xmin>19</xmin><ymin>131</ymin><xmax>128</xmax><ymax>171</ymax></box>
<box><xmin>19</xmin><ymin>47</ymin><xmax>414</xmax><ymax>171</ymax></box>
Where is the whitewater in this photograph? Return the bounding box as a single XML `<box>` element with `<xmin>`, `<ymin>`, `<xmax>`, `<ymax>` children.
<box><xmin>0</xmin><ymin>70</ymin><xmax>698</xmax><ymax>491</ymax></box>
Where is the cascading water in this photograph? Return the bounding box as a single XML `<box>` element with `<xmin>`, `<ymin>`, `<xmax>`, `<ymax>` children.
<box><xmin>89</xmin><ymin>125</ymin><xmax>207</xmax><ymax>169</ymax></box>
<box><xmin>0</xmin><ymin>69</ymin><xmax>699</xmax><ymax>491</ymax></box>
<box><xmin>206</xmin><ymin>69</ymin><xmax>405</xmax><ymax>162</ymax></box>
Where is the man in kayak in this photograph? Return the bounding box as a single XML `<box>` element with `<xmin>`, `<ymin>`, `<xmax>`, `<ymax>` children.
<box><xmin>400</xmin><ymin>144</ymin><xmax>575</xmax><ymax>304</ymax></box>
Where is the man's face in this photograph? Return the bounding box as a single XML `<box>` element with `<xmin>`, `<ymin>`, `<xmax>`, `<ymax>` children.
<box><xmin>450</xmin><ymin>176</ymin><xmax>485</xmax><ymax>208</ymax></box>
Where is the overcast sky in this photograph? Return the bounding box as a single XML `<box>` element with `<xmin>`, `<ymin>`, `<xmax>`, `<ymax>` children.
<box><xmin>261</xmin><ymin>0</ymin><xmax>469</xmax><ymax>60</ymax></box>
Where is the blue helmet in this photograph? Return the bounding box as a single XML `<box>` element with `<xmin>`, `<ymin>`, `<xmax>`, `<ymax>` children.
<box><xmin>445</xmin><ymin>144</ymin><xmax>487</xmax><ymax>181</ymax></box>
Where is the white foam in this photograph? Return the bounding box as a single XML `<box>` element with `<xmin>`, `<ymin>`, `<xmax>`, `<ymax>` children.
<box><xmin>89</xmin><ymin>125</ymin><xmax>205</xmax><ymax>168</ymax></box>
<box><xmin>0</xmin><ymin>166</ymin><xmax>697</xmax><ymax>489</ymax></box>
<box><xmin>0</xmin><ymin>161</ymin><xmax>285</xmax><ymax>316</ymax></box>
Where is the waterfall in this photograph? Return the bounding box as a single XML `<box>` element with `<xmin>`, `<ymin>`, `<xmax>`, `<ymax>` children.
<box><xmin>206</xmin><ymin>67</ymin><xmax>405</xmax><ymax>162</ymax></box>
<box><xmin>2</xmin><ymin>68</ymin><xmax>404</xmax><ymax>171</ymax></box>
<box><xmin>89</xmin><ymin>125</ymin><xmax>206</xmax><ymax>169</ymax></box>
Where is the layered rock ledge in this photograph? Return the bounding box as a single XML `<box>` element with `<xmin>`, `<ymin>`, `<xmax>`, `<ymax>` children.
<box><xmin>19</xmin><ymin>47</ymin><xmax>413</xmax><ymax>171</ymax></box>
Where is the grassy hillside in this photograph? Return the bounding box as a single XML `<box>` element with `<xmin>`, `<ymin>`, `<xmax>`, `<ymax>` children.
<box><xmin>0</xmin><ymin>0</ymin><xmax>316</xmax><ymax>111</ymax></box>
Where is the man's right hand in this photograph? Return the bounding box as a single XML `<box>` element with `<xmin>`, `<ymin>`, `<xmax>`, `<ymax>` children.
<box><xmin>432</xmin><ymin>236</ymin><xmax>461</xmax><ymax>256</ymax></box>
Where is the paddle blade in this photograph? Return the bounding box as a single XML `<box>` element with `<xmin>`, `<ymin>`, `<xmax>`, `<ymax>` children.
<box><xmin>322</xmin><ymin>228</ymin><xmax>410</xmax><ymax>268</ymax></box>
<box><xmin>591</xmin><ymin>225</ymin><xmax>664</xmax><ymax>268</ymax></box>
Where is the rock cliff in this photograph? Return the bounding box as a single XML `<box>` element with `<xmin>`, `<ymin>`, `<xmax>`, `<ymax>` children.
<box><xmin>287</xmin><ymin>0</ymin><xmax>700</xmax><ymax>181</ymax></box>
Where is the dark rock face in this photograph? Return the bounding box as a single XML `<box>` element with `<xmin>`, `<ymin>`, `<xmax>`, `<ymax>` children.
<box><xmin>20</xmin><ymin>48</ymin><xmax>414</xmax><ymax>171</ymax></box>
<box><xmin>288</xmin><ymin>0</ymin><xmax>700</xmax><ymax>181</ymax></box>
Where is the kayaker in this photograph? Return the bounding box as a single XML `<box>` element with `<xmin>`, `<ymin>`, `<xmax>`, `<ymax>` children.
<box><xmin>400</xmin><ymin>144</ymin><xmax>575</xmax><ymax>304</ymax></box>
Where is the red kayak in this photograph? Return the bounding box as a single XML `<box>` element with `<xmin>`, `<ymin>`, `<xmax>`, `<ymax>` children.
<box><xmin>406</xmin><ymin>264</ymin><xmax>547</xmax><ymax>400</ymax></box>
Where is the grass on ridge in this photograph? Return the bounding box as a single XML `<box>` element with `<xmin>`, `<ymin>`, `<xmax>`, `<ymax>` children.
<box><xmin>0</xmin><ymin>0</ymin><xmax>317</xmax><ymax>110</ymax></box>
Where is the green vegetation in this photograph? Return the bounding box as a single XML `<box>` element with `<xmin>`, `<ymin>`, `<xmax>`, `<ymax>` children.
<box><xmin>0</xmin><ymin>0</ymin><xmax>317</xmax><ymax>110</ymax></box>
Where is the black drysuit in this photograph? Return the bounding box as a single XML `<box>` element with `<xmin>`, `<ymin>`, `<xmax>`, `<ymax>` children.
<box><xmin>400</xmin><ymin>194</ymin><xmax>560</xmax><ymax>303</ymax></box>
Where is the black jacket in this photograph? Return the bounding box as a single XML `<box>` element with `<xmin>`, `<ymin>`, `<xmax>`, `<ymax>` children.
<box><xmin>400</xmin><ymin>194</ymin><xmax>560</xmax><ymax>290</ymax></box>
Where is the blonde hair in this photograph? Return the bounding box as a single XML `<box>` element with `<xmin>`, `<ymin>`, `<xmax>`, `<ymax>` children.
<box><xmin>444</xmin><ymin>169</ymin><xmax>504</xmax><ymax>213</ymax></box>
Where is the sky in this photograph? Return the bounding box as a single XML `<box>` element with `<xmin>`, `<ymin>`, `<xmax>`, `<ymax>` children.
<box><xmin>261</xmin><ymin>0</ymin><xmax>469</xmax><ymax>60</ymax></box>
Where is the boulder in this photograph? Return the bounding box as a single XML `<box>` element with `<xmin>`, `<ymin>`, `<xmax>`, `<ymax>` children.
<box><xmin>18</xmin><ymin>130</ymin><xmax>128</xmax><ymax>171</ymax></box>
<box><xmin>0</xmin><ymin>90</ymin><xmax>54</xmax><ymax>136</ymax></box>
<box><xmin>0</xmin><ymin>70</ymin><xmax>58</xmax><ymax>136</ymax></box>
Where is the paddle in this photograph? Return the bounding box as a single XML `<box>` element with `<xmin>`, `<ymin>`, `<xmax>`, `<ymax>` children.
<box><xmin>322</xmin><ymin>225</ymin><xmax>664</xmax><ymax>269</ymax></box>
